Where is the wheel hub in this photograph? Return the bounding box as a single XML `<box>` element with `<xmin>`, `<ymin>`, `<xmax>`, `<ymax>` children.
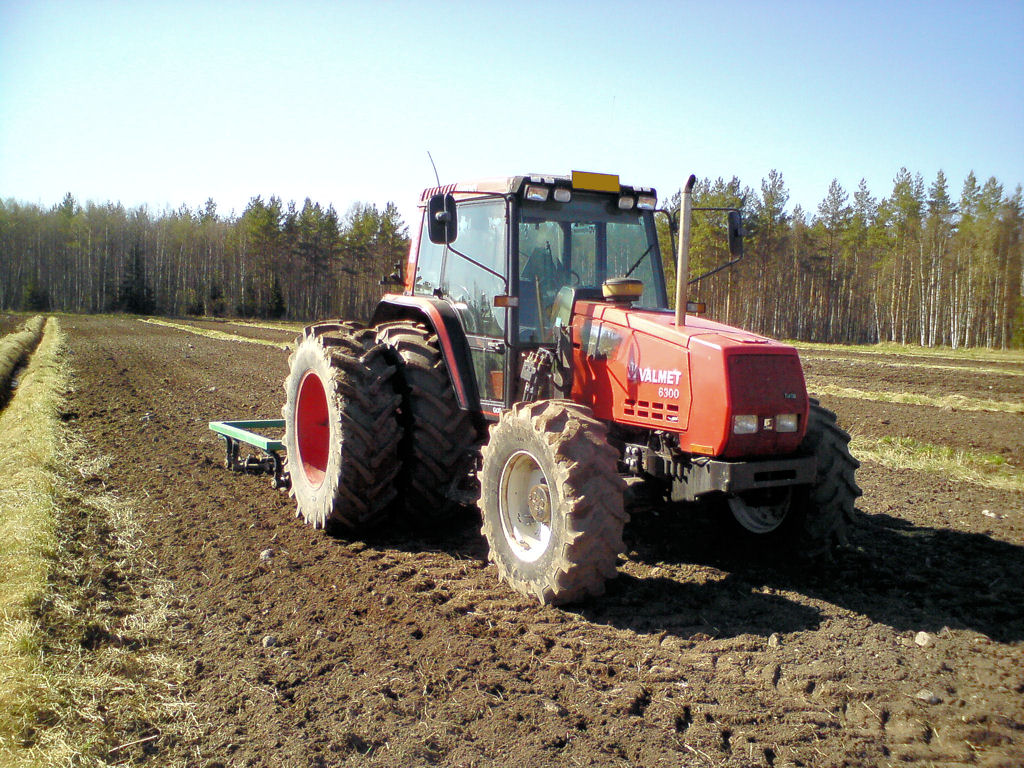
<box><xmin>527</xmin><ymin>484</ymin><xmax>551</xmax><ymax>525</ymax></box>
<box><xmin>295</xmin><ymin>370</ymin><xmax>329</xmax><ymax>488</ymax></box>
<box><xmin>498</xmin><ymin>450</ymin><xmax>553</xmax><ymax>563</ymax></box>
<box><xmin>728</xmin><ymin>490</ymin><xmax>791</xmax><ymax>534</ymax></box>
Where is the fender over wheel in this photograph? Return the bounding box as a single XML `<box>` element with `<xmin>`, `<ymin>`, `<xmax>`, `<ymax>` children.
<box><xmin>480</xmin><ymin>400</ymin><xmax>627</xmax><ymax>605</ymax></box>
<box><xmin>282</xmin><ymin>322</ymin><xmax>401</xmax><ymax>530</ymax></box>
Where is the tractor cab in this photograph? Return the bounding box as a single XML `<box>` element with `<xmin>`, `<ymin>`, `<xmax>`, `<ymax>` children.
<box><xmin>406</xmin><ymin>171</ymin><xmax>668</xmax><ymax>412</ymax></box>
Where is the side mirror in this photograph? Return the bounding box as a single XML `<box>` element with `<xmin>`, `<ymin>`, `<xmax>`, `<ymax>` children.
<box><xmin>427</xmin><ymin>193</ymin><xmax>457</xmax><ymax>244</ymax></box>
<box><xmin>727</xmin><ymin>210</ymin><xmax>744</xmax><ymax>258</ymax></box>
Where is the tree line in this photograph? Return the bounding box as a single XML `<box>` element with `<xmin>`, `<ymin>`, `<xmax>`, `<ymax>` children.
<box><xmin>1</xmin><ymin>167</ymin><xmax>1021</xmax><ymax>348</ymax></box>
<box><xmin>661</xmin><ymin>168</ymin><xmax>1022</xmax><ymax>349</ymax></box>
<box><xmin>0</xmin><ymin>194</ymin><xmax>409</xmax><ymax>323</ymax></box>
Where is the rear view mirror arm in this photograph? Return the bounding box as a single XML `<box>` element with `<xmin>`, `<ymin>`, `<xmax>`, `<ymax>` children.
<box><xmin>688</xmin><ymin>256</ymin><xmax>743</xmax><ymax>285</ymax></box>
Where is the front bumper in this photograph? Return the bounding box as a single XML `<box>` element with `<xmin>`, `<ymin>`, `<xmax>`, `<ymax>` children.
<box><xmin>671</xmin><ymin>454</ymin><xmax>817</xmax><ymax>502</ymax></box>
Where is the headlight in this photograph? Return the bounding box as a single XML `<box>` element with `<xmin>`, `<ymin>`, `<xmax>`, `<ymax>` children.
<box><xmin>732</xmin><ymin>415</ymin><xmax>758</xmax><ymax>435</ymax></box>
<box><xmin>636</xmin><ymin>194</ymin><xmax>657</xmax><ymax>210</ymax></box>
<box><xmin>524</xmin><ymin>184</ymin><xmax>549</xmax><ymax>201</ymax></box>
<box><xmin>775</xmin><ymin>413</ymin><xmax>799</xmax><ymax>433</ymax></box>
<box><xmin>552</xmin><ymin>187</ymin><xmax>571</xmax><ymax>203</ymax></box>
<box><xmin>617</xmin><ymin>196</ymin><xmax>635</xmax><ymax>210</ymax></box>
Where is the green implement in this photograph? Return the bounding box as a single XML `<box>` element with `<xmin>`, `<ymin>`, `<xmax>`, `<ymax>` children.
<box><xmin>209</xmin><ymin>419</ymin><xmax>290</xmax><ymax>490</ymax></box>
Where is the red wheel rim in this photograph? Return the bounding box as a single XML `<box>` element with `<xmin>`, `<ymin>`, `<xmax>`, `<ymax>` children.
<box><xmin>296</xmin><ymin>370</ymin><xmax>329</xmax><ymax>487</ymax></box>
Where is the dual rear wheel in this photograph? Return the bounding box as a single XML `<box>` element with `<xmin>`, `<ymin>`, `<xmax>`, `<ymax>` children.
<box><xmin>283</xmin><ymin>320</ymin><xmax>479</xmax><ymax>529</ymax></box>
<box><xmin>281</xmin><ymin>323</ymin><xmax>401</xmax><ymax>529</ymax></box>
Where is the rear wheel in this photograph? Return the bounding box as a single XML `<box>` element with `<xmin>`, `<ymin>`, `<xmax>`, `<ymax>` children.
<box><xmin>375</xmin><ymin>321</ymin><xmax>479</xmax><ymax>517</ymax></box>
<box><xmin>480</xmin><ymin>400</ymin><xmax>627</xmax><ymax>605</ymax></box>
<box><xmin>282</xmin><ymin>323</ymin><xmax>400</xmax><ymax>530</ymax></box>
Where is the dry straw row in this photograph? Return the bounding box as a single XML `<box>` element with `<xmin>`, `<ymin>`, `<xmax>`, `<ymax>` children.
<box><xmin>0</xmin><ymin>316</ymin><xmax>46</xmax><ymax>396</ymax></box>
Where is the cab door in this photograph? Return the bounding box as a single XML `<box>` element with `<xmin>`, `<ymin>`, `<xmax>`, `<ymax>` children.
<box><xmin>439</xmin><ymin>199</ymin><xmax>509</xmax><ymax>409</ymax></box>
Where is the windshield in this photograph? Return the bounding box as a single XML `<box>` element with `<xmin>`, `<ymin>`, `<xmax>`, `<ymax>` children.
<box><xmin>518</xmin><ymin>194</ymin><xmax>667</xmax><ymax>312</ymax></box>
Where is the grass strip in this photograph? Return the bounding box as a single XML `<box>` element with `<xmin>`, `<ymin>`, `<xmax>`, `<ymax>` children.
<box><xmin>798</xmin><ymin>352</ymin><xmax>1024</xmax><ymax>378</ymax></box>
<box><xmin>140</xmin><ymin>317</ymin><xmax>290</xmax><ymax>348</ymax></box>
<box><xmin>0</xmin><ymin>315</ymin><xmax>45</xmax><ymax>393</ymax></box>
<box><xmin>0</xmin><ymin>318</ymin><xmax>63</xmax><ymax>764</ymax></box>
<box><xmin>788</xmin><ymin>339</ymin><xmax>1024</xmax><ymax>365</ymax></box>
<box><xmin>228</xmin><ymin>319</ymin><xmax>304</xmax><ymax>333</ymax></box>
<box><xmin>851</xmin><ymin>435</ymin><xmax>1022</xmax><ymax>493</ymax></box>
<box><xmin>808</xmin><ymin>383</ymin><xmax>1024</xmax><ymax>414</ymax></box>
<box><xmin>0</xmin><ymin>319</ymin><xmax>195</xmax><ymax>766</ymax></box>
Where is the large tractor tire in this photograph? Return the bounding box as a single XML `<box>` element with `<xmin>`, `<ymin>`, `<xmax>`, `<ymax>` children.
<box><xmin>479</xmin><ymin>400</ymin><xmax>627</xmax><ymax>605</ymax></box>
<box><xmin>375</xmin><ymin>321</ymin><xmax>478</xmax><ymax>517</ymax></box>
<box><xmin>728</xmin><ymin>399</ymin><xmax>861</xmax><ymax>555</ymax></box>
<box><xmin>282</xmin><ymin>322</ymin><xmax>401</xmax><ymax>530</ymax></box>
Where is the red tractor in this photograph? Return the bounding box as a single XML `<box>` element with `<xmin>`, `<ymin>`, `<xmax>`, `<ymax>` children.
<box><xmin>280</xmin><ymin>171</ymin><xmax>861</xmax><ymax>604</ymax></box>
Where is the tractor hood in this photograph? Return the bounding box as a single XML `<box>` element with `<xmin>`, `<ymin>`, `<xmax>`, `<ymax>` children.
<box><xmin>570</xmin><ymin>302</ymin><xmax>809</xmax><ymax>459</ymax></box>
<box><xmin>593</xmin><ymin>305</ymin><xmax>779</xmax><ymax>349</ymax></box>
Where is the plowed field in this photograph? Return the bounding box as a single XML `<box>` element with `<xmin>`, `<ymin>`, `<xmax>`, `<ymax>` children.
<box><xmin>59</xmin><ymin>315</ymin><xmax>1023</xmax><ymax>767</ymax></box>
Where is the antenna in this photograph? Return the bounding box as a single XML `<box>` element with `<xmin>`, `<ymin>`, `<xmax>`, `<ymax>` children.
<box><xmin>427</xmin><ymin>151</ymin><xmax>441</xmax><ymax>187</ymax></box>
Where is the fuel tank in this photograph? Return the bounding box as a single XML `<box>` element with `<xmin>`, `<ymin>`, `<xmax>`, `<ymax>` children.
<box><xmin>569</xmin><ymin>302</ymin><xmax>809</xmax><ymax>459</ymax></box>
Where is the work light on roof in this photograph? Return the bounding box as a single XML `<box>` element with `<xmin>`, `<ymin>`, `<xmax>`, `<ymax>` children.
<box><xmin>552</xmin><ymin>187</ymin><xmax>572</xmax><ymax>203</ymax></box>
<box><xmin>617</xmin><ymin>196</ymin><xmax>635</xmax><ymax>210</ymax></box>
<box><xmin>524</xmin><ymin>184</ymin><xmax>549</xmax><ymax>202</ymax></box>
<box><xmin>636</xmin><ymin>194</ymin><xmax>657</xmax><ymax>210</ymax></box>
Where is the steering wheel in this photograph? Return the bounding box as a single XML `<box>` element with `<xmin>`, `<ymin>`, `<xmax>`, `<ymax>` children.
<box><xmin>518</xmin><ymin>250</ymin><xmax>536</xmax><ymax>277</ymax></box>
<box><xmin>448</xmin><ymin>283</ymin><xmax>479</xmax><ymax>334</ymax></box>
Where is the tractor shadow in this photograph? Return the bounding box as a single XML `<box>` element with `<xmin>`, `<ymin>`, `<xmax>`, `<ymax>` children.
<box><xmin>624</xmin><ymin>501</ymin><xmax>1024</xmax><ymax>643</ymax></box>
<box><xmin>351</xmin><ymin>503</ymin><xmax>825</xmax><ymax>642</ymax></box>
<box><xmin>333</xmin><ymin>498</ymin><xmax>1024</xmax><ymax>644</ymax></box>
<box><xmin>349</xmin><ymin>505</ymin><xmax>491</xmax><ymax>561</ymax></box>
<box><xmin>576</xmin><ymin>571</ymin><xmax>825</xmax><ymax>640</ymax></box>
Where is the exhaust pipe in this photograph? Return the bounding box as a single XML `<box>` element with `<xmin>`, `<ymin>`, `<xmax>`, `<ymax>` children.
<box><xmin>674</xmin><ymin>174</ymin><xmax>697</xmax><ymax>326</ymax></box>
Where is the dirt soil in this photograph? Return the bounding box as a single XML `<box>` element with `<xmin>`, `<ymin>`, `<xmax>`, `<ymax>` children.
<box><xmin>60</xmin><ymin>315</ymin><xmax>1023</xmax><ymax>767</ymax></box>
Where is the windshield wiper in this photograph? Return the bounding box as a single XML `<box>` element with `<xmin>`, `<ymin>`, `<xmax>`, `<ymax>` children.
<box><xmin>623</xmin><ymin>242</ymin><xmax>656</xmax><ymax>278</ymax></box>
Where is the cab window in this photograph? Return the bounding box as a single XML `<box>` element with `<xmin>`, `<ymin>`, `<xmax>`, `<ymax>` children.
<box><xmin>413</xmin><ymin>213</ymin><xmax>445</xmax><ymax>297</ymax></box>
<box><xmin>441</xmin><ymin>200</ymin><xmax>506</xmax><ymax>337</ymax></box>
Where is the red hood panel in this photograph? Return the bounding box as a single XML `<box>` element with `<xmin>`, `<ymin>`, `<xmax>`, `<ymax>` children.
<box><xmin>571</xmin><ymin>304</ymin><xmax>808</xmax><ymax>457</ymax></box>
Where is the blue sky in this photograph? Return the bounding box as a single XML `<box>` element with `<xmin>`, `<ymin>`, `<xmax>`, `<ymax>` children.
<box><xmin>1</xmin><ymin>0</ymin><xmax>1021</xmax><ymax>227</ymax></box>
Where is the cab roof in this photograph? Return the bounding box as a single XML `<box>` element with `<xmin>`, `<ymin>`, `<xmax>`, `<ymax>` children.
<box><xmin>419</xmin><ymin>171</ymin><xmax>656</xmax><ymax>204</ymax></box>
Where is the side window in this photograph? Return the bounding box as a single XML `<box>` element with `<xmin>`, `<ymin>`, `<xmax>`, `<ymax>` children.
<box><xmin>441</xmin><ymin>200</ymin><xmax>507</xmax><ymax>336</ymax></box>
<box><xmin>413</xmin><ymin>211</ymin><xmax>445</xmax><ymax>297</ymax></box>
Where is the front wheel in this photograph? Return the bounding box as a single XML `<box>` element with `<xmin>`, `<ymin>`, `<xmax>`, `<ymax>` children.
<box><xmin>479</xmin><ymin>400</ymin><xmax>627</xmax><ymax>605</ymax></box>
<box><xmin>727</xmin><ymin>400</ymin><xmax>861</xmax><ymax>554</ymax></box>
<box><xmin>792</xmin><ymin>399</ymin><xmax>862</xmax><ymax>553</ymax></box>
